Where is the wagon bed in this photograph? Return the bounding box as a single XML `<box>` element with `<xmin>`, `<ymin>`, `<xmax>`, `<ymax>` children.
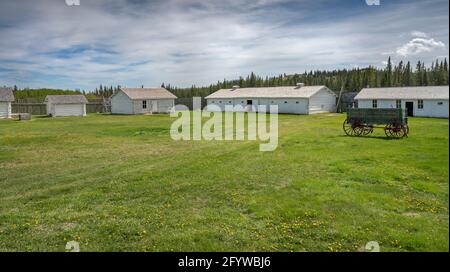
<box><xmin>343</xmin><ymin>108</ymin><xmax>409</xmax><ymax>138</ymax></box>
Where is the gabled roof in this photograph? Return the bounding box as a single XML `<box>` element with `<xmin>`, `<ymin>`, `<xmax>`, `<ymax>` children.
<box><xmin>118</xmin><ymin>88</ymin><xmax>177</xmax><ymax>100</ymax></box>
<box><xmin>205</xmin><ymin>86</ymin><xmax>335</xmax><ymax>99</ymax></box>
<box><xmin>44</xmin><ymin>95</ymin><xmax>88</xmax><ymax>104</ymax></box>
<box><xmin>355</xmin><ymin>86</ymin><xmax>449</xmax><ymax>100</ymax></box>
<box><xmin>0</xmin><ymin>88</ymin><xmax>15</xmax><ymax>102</ymax></box>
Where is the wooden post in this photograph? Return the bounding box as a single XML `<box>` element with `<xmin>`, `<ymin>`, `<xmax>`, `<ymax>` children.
<box><xmin>336</xmin><ymin>86</ymin><xmax>344</xmax><ymax>113</ymax></box>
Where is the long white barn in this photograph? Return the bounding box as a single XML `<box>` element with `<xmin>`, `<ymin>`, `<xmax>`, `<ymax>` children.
<box><xmin>205</xmin><ymin>84</ymin><xmax>337</xmax><ymax>114</ymax></box>
<box><xmin>355</xmin><ymin>86</ymin><xmax>449</xmax><ymax>118</ymax></box>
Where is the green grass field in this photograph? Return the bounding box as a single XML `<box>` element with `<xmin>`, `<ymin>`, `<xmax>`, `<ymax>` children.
<box><xmin>0</xmin><ymin>113</ymin><xmax>448</xmax><ymax>252</ymax></box>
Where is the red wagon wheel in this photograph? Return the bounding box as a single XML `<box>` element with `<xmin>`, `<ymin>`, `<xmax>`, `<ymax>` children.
<box><xmin>343</xmin><ymin>119</ymin><xmax>364</xmax><ymax>136</ymax></box>
<box><xmin>403</xmin><ymin>124</ymin><xmax>410</xmax><ymax>137</ymax></box>
<box><xmin>384</xmin><ymin>121</ymin><xmax>408</xmax><ymax>138</ymax></box>
<box><xmin>361</xmin><ymin>125</ymin><xmax>374</xmax><ymax>136</ymax></box>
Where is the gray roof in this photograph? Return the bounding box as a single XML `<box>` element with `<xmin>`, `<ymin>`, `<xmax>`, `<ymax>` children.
<box><xmin>355</xmin><ymin>86</ymin><xmax>449</xmax><ymax>100</ymax></box>
<box><xmin>0</xmin><ymin>88</ymin><xmax>15</xmax><ymax>102</ymax></box>
<box><xmin>205</xmin><ymin>85</ymin><xmax>336</xmax><ymax>99</ymax></box>
<box><xmin>118</xmin><ymin>88</ymin><xmax>177</xmax><ymax>100</ymax></box>
<box><xmin>341</xmin><ymin>92</ymin><xmax>359</xmax><ymax>103</ymax></box>
<box><xmin>44</xmin><ymin>95</ymin><xmax>88</xmax><ymax>104</ymax></box>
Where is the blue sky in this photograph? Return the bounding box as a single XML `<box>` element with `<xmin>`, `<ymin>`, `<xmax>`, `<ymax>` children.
<box><xmin>0</xmin><ymin>0</ymin><xmax>448</xmax><ymax>90</ymax></box>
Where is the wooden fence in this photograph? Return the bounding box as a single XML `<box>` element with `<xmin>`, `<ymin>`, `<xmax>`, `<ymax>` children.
<box><xmin>175</xmin><ymin>97</ymin><xmax>207</xmax><ymax>110</ymax></box>
<box><xmin>11</xmin><ymin>98</ymin><xmax>205</xmax><ymax>115</ymax></box>
<box><xmin>12</xmin><ymin>101</ymin><xmax>106</xmax><ymax>115</ymax></box>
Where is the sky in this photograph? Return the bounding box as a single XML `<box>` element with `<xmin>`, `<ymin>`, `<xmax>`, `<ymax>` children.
<box><xmin>0</xmin><ymin>0</ymin><xmax>448</xmax><ymax>91</ymax></box>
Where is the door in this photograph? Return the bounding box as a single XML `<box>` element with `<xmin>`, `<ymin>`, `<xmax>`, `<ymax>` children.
<box><xmin>0</xmin><ymin>102</ymin><xmax>8</xmax><ymax>117</ymax></box>
<box><xmin>54</xmin><ymin>104</ymin><xmax>84</xmax><ymax>116</ymax></box>
<box><xmin>246</xmin><ymin>100</ymin><xmax>253</xmax><ymax>112</ymax></box>
<box><xmin>405</xmin><ymin>102</ymin><xmax>414</xmax><ymax>117</ymax></box>
<box><xmin>151</xmin><ymin>100</ymin><xmax>158</xmax><ymax>113</ymax></box>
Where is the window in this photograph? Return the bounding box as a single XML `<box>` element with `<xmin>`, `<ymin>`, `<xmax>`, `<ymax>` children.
<box><xmin>296</xmin><ymin>101</ymin><xmax>300</xmax><ymax>104</ymax></box>
<box><xmin>396</xmin><ymin>100</ymin><xmax>401</xmax><ymax>109</ymax></box>
<box><xmin>228</xmin><ymin>101</ymin><xmax>232</xmax><ymax>104</ymax></box>
<box><xmin>372</xmin><ymin>100</ymin><xmax>377</xmax><ymax>108</ymax></box>
<box><xmin>247</xmin><ymin>100</ymin><xmax>253</xmax><ymax>105</ymax></box>
<box><xmin>142</xmin><ymin>100</ymin><xmax>147</xmax><ymax>109</ymax></box>
<box><xmin>219</xmin><ymin>101</ymin><xmax>222</xmax><ymax>103</ymax></box>
<box><xmin>418</xmin><ymin>100</ymin><xmax>424</xmax><ymax>109</ymax></box>
<box><xmin>438</xmin><ymin>102</ymin><xmax>443</xmax><ymax>105</ymax></box>
<box><xmin>284</xmin><ymin>101</ymin><xmax>288</xmax><ymax>104</ymax></box>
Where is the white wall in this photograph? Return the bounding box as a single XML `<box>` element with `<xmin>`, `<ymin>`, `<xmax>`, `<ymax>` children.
<box><xmin>0</xmin><ymin>102</ymin><xmax>11</xmax><ymax>118</ymax></box>
<box><xmin>133</xmin><ymin>99</ymin><xmax>175</xmax><ymax>114</ymax></box>
<box><xmin>111</xmin><ymin>91</ymin><xmax>134</xmax><ymax>114</ymax></box>
<box><xmin>206</xmin><ymin>98</ymin><xmax>309</xmax><ymax>114</ymax></box>
<box><xmin>357</xmin><ymin>99</ymin><xmax>449</xmax><ymax>118</ymax></box>
<box><xmin>419</xmin><ymin>100</ymin><xmax>449</xmax><ymax>118</ymax></box>
<box><xmin>357</xmin><ymin>99</ymin><xmax>397</xmax><ymax>109</ymax></box>
<box><xmin>269</xmin><ymin>98</ymin><xmax>308</xmax><ymax>114</ymax></box>
<box><xmin>309</xmin><ymin>88</ymin><xmax>337</xmax><ymax>114</ymax></box>
<box><xmin>156</xmin><ymin>99</ymin><xmax>176</xmax><ymax>113</ymax></box>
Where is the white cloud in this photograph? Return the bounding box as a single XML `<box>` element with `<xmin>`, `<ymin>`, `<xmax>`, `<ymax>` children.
<box><xmin>411</xmin><ymin>31</ymin><xmax>428</xmax><ymax>38</ymax></box>
<box><xmin>396</xmin><ymin>37</ymin><xmax>446</xmax><ymax>57</ymax></box>
<box><xmin>0</xmin><ymin>0</ymin><xmax>449</xmax><ymax>90</ymax></box>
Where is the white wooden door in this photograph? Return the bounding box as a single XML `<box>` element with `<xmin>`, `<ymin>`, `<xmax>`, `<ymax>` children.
<box><xmin>0</xmin><ymin>102</ymin><xmax>9</xmax><ymax>117</ymax></box>
<box><xmin>151</xmin><ymin>101</ymin><xmax>158</xmax><ymax>112</ymax></box>
<box><xmin>54</xmin><ymin>104</ymin><xmax>84</xmax><ymax>116</ymax></box>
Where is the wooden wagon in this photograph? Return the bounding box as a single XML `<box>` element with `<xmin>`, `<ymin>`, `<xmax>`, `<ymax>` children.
<box><xmin>343</xmin><ymin>108</ymin><xmax>409</xmax><ymax>138</ymax></box>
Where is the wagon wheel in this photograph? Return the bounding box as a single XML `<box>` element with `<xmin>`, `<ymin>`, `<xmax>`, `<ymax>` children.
<box><xmin>361</xmin><ymin>125</ymin><xmax>374</xmax><ymax>136</ymax></box>
<box><xmin>343</xmin><ymin>119</ymin><xmax>364</xmax><ymax>136</ymax></box>
<box><xmin>403</xmin><ymin>124</ymin><xmax>410</xmax><ymax>137</ymax></box>
<box><xmin>385</xmin><ymin>122</ymin><xmax>407</xmax><ymax>138</ymax></box>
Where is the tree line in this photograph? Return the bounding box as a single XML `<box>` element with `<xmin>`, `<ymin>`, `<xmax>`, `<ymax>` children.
<box><xmin>8</xmin><ymin>57</ymin><xmax>449</xmax><ymax>100</ymax></box>
<box><xmin>12</xmin><ymin>88</ymin><xmax>97</xmax><ymax>101</ymax></box>
<box><xmin>165</xmin><ymin>57</ymin><xmax>449</xmax><ymax>97</ymax></box>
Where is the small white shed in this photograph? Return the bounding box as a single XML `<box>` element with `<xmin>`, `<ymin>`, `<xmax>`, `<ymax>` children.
<box><xmin>205</xmin><ymin>84</ymin><xmax>337</xmax><ymax>114</ymax></box>
<box><xmin>111</xmin><ymin>87</ymin><xmax>177</xmax><ymax>114</ymax></box>
<box><xmin>0</xmin><ymin>88</ymin><xmax>14</xmax><ymax>118</ymax></box>
<box><xmin>355</xmin><ymin>86</ymin><xmax>449</xmax><ymax>118</ymax></box>
<box><xmin>44</xmin><ymin>95</ymin><xmax>88</xmax><ymax>117</ymax></box>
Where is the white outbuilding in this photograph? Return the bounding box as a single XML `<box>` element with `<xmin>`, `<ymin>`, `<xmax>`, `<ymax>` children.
<box><xmin>44</xmin><ymin>95</ymin><xmax>88</xmax><ymax>117</ymax></box>
<box><xmin>0</xmin><ymin>88</ymin><xmax>15</xmax><ymax>118</ymax></box>
<box><xmin>205</xmin><ymin>84</ymin><xmax>337</xmax><ymax>114</ymax></box>
<box><xmin>111</xmin><ymin>87</ymin><xmax>177</xmax><ymax>114</ymax></box>
<box><xmin>355</xmin><ymin>86</ymin><xmax>449</xmax><ymax>118</ymax></box>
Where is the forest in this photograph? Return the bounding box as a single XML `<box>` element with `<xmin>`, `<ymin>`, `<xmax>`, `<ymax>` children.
<box><xmin>166</xmin><ymin>58</ymin><xmax>449</xmax><ymax>98</ymax></box>
<box><xmin>9</xmin><ymin>57</ymin><xmax>449</xmax><ymax>99</ymax></box>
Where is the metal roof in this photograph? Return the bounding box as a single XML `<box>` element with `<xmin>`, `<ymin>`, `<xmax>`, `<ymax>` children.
<box><xmin>119</xmin><ymin>88</ymin><xmax>177</xmax><ymax>100</ymax></box>
<box><xmin>44</xmin><ymin>95</ymin><xmax>88</xmax><ymax>104</ymax></box>
<box><xmin>355</xmin><ymin>86</ymin><xmax>449</xmax><ymax>100</ymax></box>
<box><xmin>205</xmin><ymin>86</ymin><xmax>335</xmax><ymax>99</ymax></box>
<box><xmin>0</xmin><ymin>88</ymin><xmax>15</xmax><ymax>102</ymax></box>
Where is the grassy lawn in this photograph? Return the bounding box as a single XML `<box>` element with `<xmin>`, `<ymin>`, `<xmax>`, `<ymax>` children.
<box><xmin>0</xmin><ymin>113</ymin><xmax>448</xmax><ymax>252</ymax></box>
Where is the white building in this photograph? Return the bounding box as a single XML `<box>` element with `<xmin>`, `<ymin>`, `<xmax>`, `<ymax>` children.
<box><xmin>44</xmin><ymin>95</ymin><xmax>88</xmax><ymax>117</ymax></box>
<box><xmin>0</xmin><ymin>88</ymin><xmax>15</xmax><ymax>118</ymax></box>
<box><xmin>111</xmin><ymin>88</ymin><xmax>177</xmax><ymax>114</ymax></box>
<box><xmin>355</xmin><ymin>86</ymin><xmax>449</xmax><ymax>118</ymax></box>
<box><xmin>205</xmin><ymin>84</ymin><xmax>337</xmax><ymax>114</ymax></box>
